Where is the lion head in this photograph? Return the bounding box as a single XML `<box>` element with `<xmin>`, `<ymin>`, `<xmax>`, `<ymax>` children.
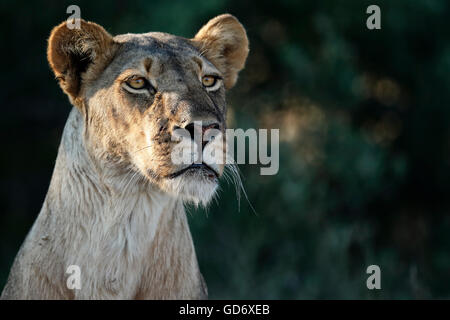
<box><xmin>47</xmin><ymin>14</ymin><xmax>249</xmax><ymax>206</ymax></box>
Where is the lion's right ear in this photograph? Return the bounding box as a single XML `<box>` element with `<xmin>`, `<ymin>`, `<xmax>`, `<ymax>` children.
<box><xmin>47</xmin><ymin>19</ymin><xmax>117</xmax><ymax>103</ymax></box>
<box><xmin>192</xmin><ymin>14</ymin><xmax>249</xmax><ymax>89</ymax></box>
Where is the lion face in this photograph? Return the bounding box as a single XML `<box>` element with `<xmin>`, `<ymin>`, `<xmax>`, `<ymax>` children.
<box><xmin>88</xmin><ymin>34</ymin><xmax>229</xmax><ymax>204</ymax></box>
<box><xmin>47</xmin><ymin>15</ymin><xmax>248</xmax><ymax>205</ymax></box>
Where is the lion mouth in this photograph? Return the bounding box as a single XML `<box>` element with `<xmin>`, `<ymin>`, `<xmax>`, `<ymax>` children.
<box><xmin>167</xmin><ymin>163</ymin><xmax>219</xmax><ymax>180</ymax></box>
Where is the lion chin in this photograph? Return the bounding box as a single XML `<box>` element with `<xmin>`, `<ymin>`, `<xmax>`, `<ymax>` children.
<box><xmin>162</xmin><ymin>172</ymin><xmax>219</xmax><ymax>207</ymax></box>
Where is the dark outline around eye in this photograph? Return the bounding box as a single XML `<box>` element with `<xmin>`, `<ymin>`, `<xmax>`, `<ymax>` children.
<box><xmin>124</xmin><ymin>76</ymin><xmax>157</xmax><ymax>95</ymax></box>
<box><xmin>202</xmin><ymin>75</ymin><xmax>222</xmax><ymax>88</ymax></box>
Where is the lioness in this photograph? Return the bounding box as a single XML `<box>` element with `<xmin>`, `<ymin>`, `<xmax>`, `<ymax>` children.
<box><xmin>1</xmin><ymin>14</ymin><xmax>248</xmax><ymax>299</ymax></box>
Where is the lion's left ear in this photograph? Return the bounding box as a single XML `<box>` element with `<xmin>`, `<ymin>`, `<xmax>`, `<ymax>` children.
<box><xmin>192</xmin><ymin>14</ymin><xmax>249</xmax><ymax>89</ymax></box>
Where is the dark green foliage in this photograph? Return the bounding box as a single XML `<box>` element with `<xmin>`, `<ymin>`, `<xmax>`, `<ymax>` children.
<box><xmin>0</xmin><ymin>0</ymin><xmax>449</xmax><ymax>298</ymax></box>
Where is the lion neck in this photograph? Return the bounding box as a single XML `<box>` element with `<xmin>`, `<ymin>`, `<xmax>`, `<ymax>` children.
<box><xmin>40</xmin><ymin>109</ymin><xmax>199</xmax><ymax>298</ymax></box>
<box><xmin>36</xmin><ymin>108</ymin><xmax>205</xmax><ymax>298</ymax></box>
<box><xmin>47</xmin><ymin>107</ymin><xmax>180</xmax><ymax>225</ymax></box>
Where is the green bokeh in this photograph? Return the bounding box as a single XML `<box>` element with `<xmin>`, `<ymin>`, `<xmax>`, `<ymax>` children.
<box><xmin>1</xmin><ymin>0</ymin><xmax>449</xmax><ymax>299</ymax></box>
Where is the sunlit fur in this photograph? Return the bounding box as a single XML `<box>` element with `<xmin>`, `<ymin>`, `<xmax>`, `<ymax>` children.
<box><xmin>1</xmin><ymin>14</ymin><xmax>248</xmax><ymax>300</ymax></box>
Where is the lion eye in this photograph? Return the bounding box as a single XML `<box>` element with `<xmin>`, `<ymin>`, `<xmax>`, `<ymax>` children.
<box><xmin>202</xmin><ymin>75</ymin><xmax>217</xmax><ymax>87</ymax></box>
<box><xmin>126</xmin><ymin>76</ymin><xmax>146</xmax><ymax>89</ymax></box>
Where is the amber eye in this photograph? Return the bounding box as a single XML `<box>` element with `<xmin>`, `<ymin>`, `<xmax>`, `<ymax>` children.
<box><xmin>126</xmin><ymin>76</ymin><xmax>147</xmax><ymax>89</ymax></box>
<box><xmin>202</xmin><ymin>75</ymin><xmax>217</xmax><ymax>87</ymax></box>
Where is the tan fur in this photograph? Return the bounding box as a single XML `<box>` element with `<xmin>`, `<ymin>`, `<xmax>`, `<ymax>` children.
<box><xmin>1</xmin><ymin>14</ymin><xmax>248</xmax><ymax>300</ymax></box>
<box><xmin>192</xmin><ymin>14</ymin><xmax>249</xmax><ymax>89</ymax></box>
<box><xmin>47</xmin><ymin>20</ymin><xmax>119</xmax><ymax>105</ymax></box>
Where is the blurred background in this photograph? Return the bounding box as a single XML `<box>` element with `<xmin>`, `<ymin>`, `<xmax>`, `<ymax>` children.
<box><xmin>1</xmin><ymin>0</ymin><xmax>450</xmax><ymax>299</ymax></box>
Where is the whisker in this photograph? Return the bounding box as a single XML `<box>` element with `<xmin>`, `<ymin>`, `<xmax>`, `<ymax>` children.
<box><xmin>133</xmin><ymin>145</ymin><xmax>152</xmax><ymax>154</ymax></box>
<box><xmin>223</xmin><ymin>155</ymin><xmax>257</xmax><ymax>215</ymax></box>
<box><xmin>123</xmin><ymin>169</ymin><xmax>140</xmax><ymax>191</ymax></box>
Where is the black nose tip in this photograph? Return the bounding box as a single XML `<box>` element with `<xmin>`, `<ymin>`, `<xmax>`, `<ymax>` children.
<box><xmin>184</xmin><ymin>122</ymin><xmax>196</xmax><ymax>141</ymax></box>
<box><xmin>184</xmin><ymin>122</ymin><xmax>220</xmax><ymax>139</ymax></box>
<box><xmin>184</xmin><ymin>122</ymin><xmax>221</xmax><ymax>147</ymax></box>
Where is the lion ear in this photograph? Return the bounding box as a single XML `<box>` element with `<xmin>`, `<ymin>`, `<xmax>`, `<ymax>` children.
<box><xmin>47</xmin><ymin>19</ymin><xmax>118</xmax><ymax>103</ymax></box>
<box><xmin>192</xmin><ymin>14</ymin><xmax>249</xmax><ymax>89</ymax></box>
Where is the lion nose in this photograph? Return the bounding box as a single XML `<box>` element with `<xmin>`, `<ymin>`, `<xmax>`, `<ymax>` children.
<box><xmin>184</xmin><ymin>122</ymin><xmax>220</xmax><ymax>148</ymax></box>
